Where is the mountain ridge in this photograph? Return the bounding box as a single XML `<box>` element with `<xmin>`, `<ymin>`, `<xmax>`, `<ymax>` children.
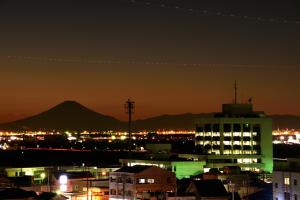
<box><xmin>0</xmin><ymin>101</ymin><xmax>300</xmax><ymax>131</ymax></box>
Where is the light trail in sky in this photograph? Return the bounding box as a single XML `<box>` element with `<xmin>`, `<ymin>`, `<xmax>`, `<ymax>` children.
<box><xmin>6</xmin><ymin>55</ymin><xmax>300</xmax><ymax>71</ymax></box>
<box><xmin>125</xmin><ymin>0</ymin><xmax>300</xmax><ymax>25</ymax></box>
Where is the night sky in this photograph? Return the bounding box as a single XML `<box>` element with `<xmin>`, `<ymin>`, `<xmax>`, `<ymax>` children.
<box><xmin>0</xmin><ymin>0</ymin><xmax>300</xmax><ymax>122</ymax></box>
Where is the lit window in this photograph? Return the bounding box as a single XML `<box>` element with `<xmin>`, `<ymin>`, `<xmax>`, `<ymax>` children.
<box><xmin>204</xmin><ymin>132</ymin><xmax>211</xmax><ymax>136</ymax></box>
<box><xmin>233</xmin><ymin>141</ymin><xmax>241</xmax><ymax>145</ymax></box>
<box><xmin>212</xmin><ymin>141</ymin><xmax>220</xmax><ymax>145</ymax></box>
<box><xmin>284</xmin><ymin>177</ymin><xmax>290</xmax><ymax>185</ymax></box>
<box><xmin>224</xmin><ymin>141</ymin><xmax>231</xmax><ymax>145</ymax></box>
<box><xmin>233</xmin><ymin>132</ymin><xmax>241</xmax><ymax>137</ymax></box>
<box><xmin>223</xmin><ymin>150</ymin><xmax>232</xmax><ymax>155</ymax></box>
<box><xmin>212</xmin><ymin>150</ymin><xmax>220</xmax><ymax>155</ymax></box>
<box><xmin>212</xmin><ymin>132</ymin><xmax>220</xmax><ymax>136</ymax></box>
<box><xmin>243</xmin><ymin>132</ymin><xmax>251</xmax><ymax>137</ymax></box>
<box><xmin>243</xmin><ymin>141</ymin><xmax>251</xmax><ymax>145</ymax></box>
<box><xmin>60</xmin><ymin>184</ymin><xmax>67</xmax><ymax>192</ymax></box>
<box><xmin>233</xmin><ymin>150</ymin><xmax>241</xmax><ymax>154</ymax></box>
<box><xmin>224</xmin><ymin>132</ymin><xmax>231</xmax><ymax>137</ymax></box>
<box><xmin>147</xmin><ymin>179</ymin><xmax>155</xmax><ymax>183</ymax></box>
<box><xmin>59</xmin><ymin>175</ymin><xmax>68</xmax><ymax>185</ymax></box>
<box><xmin>138</xmin><ymin>179</ymin><xmax>145</xmax><ymax>184</ymax></box>
<box><xmin>196</xmin><ymin>132</ymin><xmax>204</xmax><ymax>136</ymax></box>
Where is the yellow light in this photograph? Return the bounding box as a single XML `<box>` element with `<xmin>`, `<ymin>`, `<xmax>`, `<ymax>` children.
<box><xmin>120</xmin><ymin>135</ymin><xmax>126</xmax><ymax>140</ymax></box>
<box><xmin>40</xmin><ymin>173</ymin><xmax>46</xmax><ymax>179</ymax></box>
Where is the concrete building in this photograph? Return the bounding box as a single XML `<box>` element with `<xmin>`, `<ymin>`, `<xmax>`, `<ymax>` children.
<box><xmin>109</xmin><ymin>165</ymin><xmax>176</xmax><ymax>200</ymax></box>
<box><xmin>273</xmin><ymin>158</ymin><xmax>300</xmax><ymax>200</ymax></box>
<box><xmin>195</xmin><ymin>103</ymin><xmax>273</xmax><ymax>173</ymax></box>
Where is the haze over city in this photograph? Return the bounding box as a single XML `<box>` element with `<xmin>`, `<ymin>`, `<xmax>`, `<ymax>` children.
<box><xmin>0</xmin><ymin>0</ymin><xmax>299</xmax><ymax>123</ymax></box>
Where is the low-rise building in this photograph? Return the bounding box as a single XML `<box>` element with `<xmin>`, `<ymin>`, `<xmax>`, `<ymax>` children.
<box><xmin>273</xmin><ymin>158</ymin><xmax>300</xmax><ymax>200</ymax></box>
<box><xmin>109</xmin><ymin>165</ymin><xmax>176</xmax><ymax>200</ymax></box>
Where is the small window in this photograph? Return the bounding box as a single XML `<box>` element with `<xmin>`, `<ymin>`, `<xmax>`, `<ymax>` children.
<box><xmin>243</xmin><ymin>124</ymin><xmax>251</xmax><ymax>132</ymax></box>
<box><xmin>274</xmin><ymin>182</ymin><xmax>278</xmax><ymax>188</ymax></box>
<box><xmin>204</xmin><ymin>124</ymin><xmax>211</xmax><ymax>132</ymax></box>
<box><xmin>147</xmin><ymin>179</ymin><xmax>155</xmax><ymax>184</ymax></box>
<box><xmin>285</xmin><ymin>177</ymin><xmax>290</xmax><ymax>185</ymax></box>
<box><xmin>233</xmin><ymin>124</ymin><xmax>241</xmax><ymax>132</ymax></box>
<box><xmin>125</xmin><ymin>190</ymin><xmax>132</xmax><ymax>196</ymax></box>
<box><xmin>138</xmin><ymin>178</ymin><xmax>145</xmax><ymax>184</ymax></box>
<box><xmin>295</xmin><ymin>194</ymin><xmax>298</xmax><ymax>200</ymax></box>
<box><xmin>294</xmin><ymin>179</ymin><xmax>298</xmax><ymax>186</ymax></box>
<box><xmin>223</xmin><ymin>124</ymin><xmax>231</xmax><ymax>132</ymax></box>
<box><xmin>110</xmin><ymin>189</ymin><xmax>116</xmax><ymax>195</ymax></box>
<box><xmin>212</xmin><ymin>124</ymin><xmax>220</xmax><ymax>132</ymax></box>
<box><xmin>73</xmin><ymin>185</ymin><xmax>79</xmax><ymax>191</ymax></box>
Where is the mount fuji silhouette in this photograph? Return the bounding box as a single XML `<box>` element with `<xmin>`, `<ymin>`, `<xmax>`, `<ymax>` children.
<box><xmin>0</xmin><ymin>101</ymin><xmax>122</xmax><ymax>131</ymax></box>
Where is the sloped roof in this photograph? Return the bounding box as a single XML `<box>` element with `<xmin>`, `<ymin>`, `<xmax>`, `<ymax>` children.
<box><xmin>189</xmin><ymin>180</ymin><xmax>229</xmax><ymax>197</ymax></box>
<box><xmin>115</xmin><ymin>165</ymin><xmax>152</xmax><ymax>173</ymax></box>
<box><xmin>0</xmin><ymin>188</ymin><xmax>37</xmax><ymax>199</ymax></box>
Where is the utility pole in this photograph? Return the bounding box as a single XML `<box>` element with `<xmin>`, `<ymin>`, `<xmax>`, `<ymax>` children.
<box><xmin>125</xmin><ymin>99</ymin><xmax>135</xmax><ymax>155</ymax></box>
<box><xmin>234</xmin><ymin>80</ymin><xmax>237</xmax><ymax>104</ymax></box>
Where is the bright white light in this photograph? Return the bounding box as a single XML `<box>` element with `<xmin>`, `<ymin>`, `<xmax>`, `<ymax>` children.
<box><xmin>60</xmin><ymin>184</ymin><xmax>67</xmax><ymax>192</ymax></box>
<box><xmin>59</xmin><ymin>175</ymin><xmax>68</xmax><ymax>185</ymax></box>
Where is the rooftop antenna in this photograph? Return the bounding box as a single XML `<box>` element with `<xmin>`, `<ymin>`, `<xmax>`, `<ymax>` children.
<box><xmin>125</xmin><ymin>98</ymin><xmax>135</xmax><ymax>154</ymax></box>
<box><xmin>234</xmin><ymin>80</ymin><xmax>237</xmax><ymax>104</ymax></box>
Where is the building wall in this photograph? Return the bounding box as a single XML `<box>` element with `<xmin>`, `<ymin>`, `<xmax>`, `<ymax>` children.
<box><xmin>195</xmin><ymin>117</ymin><xmax>273</xmax><ymax>172</ymax></box>
<box><xmin>171</xmin><ymin>161</ymin><xmax>205</xmax><ymax>179</ymax></box>
<box><xmin>273</xmin><ymin>171</ymin><xmax>300</xmax><ymax>200</ymax></box>
<box><xmin>109</xmin><ymin>167</ymin><xmax>176</xmax><ymax>200</ymax></box>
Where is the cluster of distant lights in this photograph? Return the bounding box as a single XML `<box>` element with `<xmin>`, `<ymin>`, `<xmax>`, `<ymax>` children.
<box><xmin>1</xmin><ymin>129</ymin><xmax>300</xmax><ymax>150</ymax></box>
<box><xmin>273</xmin><ymin>129</ymin><xmax>300</xmax><ymax>144</ymax></box>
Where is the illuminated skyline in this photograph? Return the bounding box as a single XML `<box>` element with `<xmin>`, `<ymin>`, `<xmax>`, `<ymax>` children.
<box><xmin>0</xmin><ymin>0</ymin><xmax>300</xmax><ymax>122</ymax></box>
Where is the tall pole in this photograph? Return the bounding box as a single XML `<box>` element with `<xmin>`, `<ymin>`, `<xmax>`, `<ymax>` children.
<box><xmin>125</xmin><ymin>99</ymin><xmax>135</xmax><ymax>155</ymax></box>
<box><xmin>234</xmin><ymin>80</ymin><xmax>237</xmax><ymax>104</ymax></box>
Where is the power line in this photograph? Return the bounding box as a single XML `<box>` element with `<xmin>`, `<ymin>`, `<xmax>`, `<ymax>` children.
<box><xmin>6</xmin><ymin>55</ymin><xmax>300</xmax><ymax>71</ymax></box>
<box><xmin>126</xmin><ymin>0</ymin><xmax>300</xmax><ymax>25</ymax></box>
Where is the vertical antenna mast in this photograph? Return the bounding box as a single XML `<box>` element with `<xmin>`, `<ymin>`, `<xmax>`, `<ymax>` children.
<box><xmin>234</xmin><ymin>80</ymin><xmax>237</xmax><ymax>104</ymax></box>
<box><xmin>125</xmin><ymin>98</ymin><xmax>135</xmax><ymax>154</ymax></box>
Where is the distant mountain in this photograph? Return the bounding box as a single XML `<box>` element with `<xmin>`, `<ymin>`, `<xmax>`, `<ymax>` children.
<box><xmin>0</xmin><ymin>101</ymin><xmax>300</xmax><ymax>131</ymax></box>
<box><xmin>269</xmin><ymin>115</ymin><xmax>300</xmax><ymax>130</ymax></box>
<box><xmin>133</xmin><ymin>113</ymin><xmax>212</xmax><ymax>131</ymax></box>
<box><xmin>0</xmin><ymin>101</ymin><xmax>122</xmax><ymax>131</ymax></box>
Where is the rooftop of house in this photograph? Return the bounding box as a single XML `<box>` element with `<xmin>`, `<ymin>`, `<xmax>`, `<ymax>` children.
<box><xmin>189</xmin><ymin>180</ymin><xmax>229</xmax><ymax>197</ymax></box>
<box><xmin>114</xmin><ymin>165</ymin><xmax>152</xmax><ymax>173</ymax></box>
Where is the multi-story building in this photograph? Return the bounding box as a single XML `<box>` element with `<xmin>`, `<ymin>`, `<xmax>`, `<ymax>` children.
<box><xmin>273</xmin><ymin>158</ymin><xmax>300</xmax><ymax>200</ymax></box>
<box><xmin>195</xmin><ymin>103</ymin><xmax>273</xmax><ymax>172</ymax></box>
<box><xmin>109</xmin><ymin>165</ymin><xmax>176</xmax><ymax>200</ymax></box>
